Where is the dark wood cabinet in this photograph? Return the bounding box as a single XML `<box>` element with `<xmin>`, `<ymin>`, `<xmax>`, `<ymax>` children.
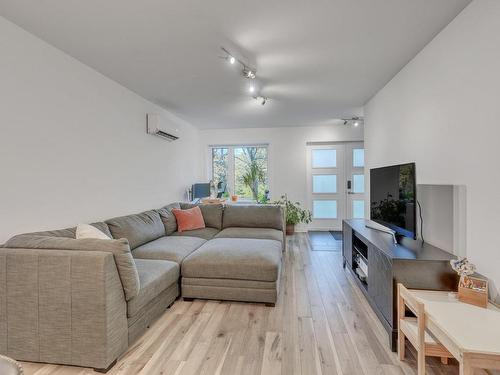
<box><xmin>342</xmin><ymin>219</ymin><xmax>458</xmax><ymax>351</ymax></box>
<box><xmin>368</xmin><ymin>246</ymin><xmax>393</xmax><ymax>324</ymax></box>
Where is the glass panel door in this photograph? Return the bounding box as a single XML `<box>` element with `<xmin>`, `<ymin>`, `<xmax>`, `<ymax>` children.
<box><xmin>346</xmin><ymin>142</ymin><xmax>366</xmax><ymax>219</ymax></box>
<box><xmin>307</xmin><ymin>144</ymin><xmax>345</xmax><ymax>230</ymax></box>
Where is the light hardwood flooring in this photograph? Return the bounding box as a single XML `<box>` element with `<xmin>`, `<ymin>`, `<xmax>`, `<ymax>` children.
<box><xmin>22</xmin><ymin>233</ymin><xmax>470</xmax><ymax>375</ymax></box>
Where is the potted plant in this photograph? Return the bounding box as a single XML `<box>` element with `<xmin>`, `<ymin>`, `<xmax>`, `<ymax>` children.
<box><xmin>273</xmin><ymin>194</ymin><xmax>312</xmax><ymax>235</ymax></box>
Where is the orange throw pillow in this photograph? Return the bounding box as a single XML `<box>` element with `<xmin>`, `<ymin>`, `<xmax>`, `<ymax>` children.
<box><xmin>172</xmin><ymin>206</ymin><xmax>205</xmax><ymax>232</ymax></box>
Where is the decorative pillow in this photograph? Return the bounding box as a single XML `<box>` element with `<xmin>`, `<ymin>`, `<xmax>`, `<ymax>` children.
<box><xmin>172</xmin><ymin>207</ymin><xmax>206</xmax><ymax>232</ymax></box>
<box><xmin>76</xmin><ymin>223</ymin><xmax>111</xmax><ymax>240</ymax></box>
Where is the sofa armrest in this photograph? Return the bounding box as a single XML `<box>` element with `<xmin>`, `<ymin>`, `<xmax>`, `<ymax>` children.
<box><xmin>0</xmin><ymin>247</ymin><xmax>128</xmax><ymax>370</ymax></box>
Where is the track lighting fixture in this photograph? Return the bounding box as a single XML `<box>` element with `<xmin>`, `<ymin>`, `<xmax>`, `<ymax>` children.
<box><xmin>221</xmin><ymin>46</ymin><xmax>268</xmax><ymax>104</ymax></box>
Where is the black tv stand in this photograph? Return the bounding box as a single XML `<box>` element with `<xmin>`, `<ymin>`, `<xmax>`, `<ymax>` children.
<box><xmin>342</xmin><ymin>219</ymin><xmax>457</xmax><ymax>351</ymax></box>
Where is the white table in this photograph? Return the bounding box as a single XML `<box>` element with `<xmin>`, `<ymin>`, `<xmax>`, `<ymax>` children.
<box><xmin>409</xmin><ymin>289</ymin><xmax>500</xmax><ymax>375</ymax></box>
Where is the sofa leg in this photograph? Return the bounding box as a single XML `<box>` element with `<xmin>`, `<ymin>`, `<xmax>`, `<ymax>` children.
<box><xmin>265</xmin><ymin>303</ymin><xmax>275</xmax><ymax>307</ymax></box>
<box><xmin>183</xmin><ymin>297</ymin><xmax>194</xmax><ymax>302</ymax></box>
<box><xmin>94</xmin><ymin>359</ymin><xmax>117</xmax><ymax>373</ymax></box>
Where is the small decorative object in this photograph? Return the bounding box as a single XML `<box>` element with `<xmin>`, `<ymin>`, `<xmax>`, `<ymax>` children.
<box><xmin>272</xmin><ymin>194</ymin><xmax>312</xmax><ymax>235</ymax></box>
<box><xmin>450</xmin><ymin>258</ymin><xmax>488</xmax><ymax>308</ymax></box>
<box><xmin>231</xmin><ymin>195</ymin><xmax>238</xmax><ymax>202</ymax></box>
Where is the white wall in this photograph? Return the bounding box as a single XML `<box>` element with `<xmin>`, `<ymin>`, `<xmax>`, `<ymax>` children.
<box><xmin>200</xmin><ymin>124</ymin><xmax>364</xmax><ymax>230</ymax></box>
<box><xmin>0</xmin><ymin>16</ymin><xmax>202</xmax><ymax>242</ymax></box>
<box><xmin>364</xmin><ymin>0</ymin><xmax>500</xmax><ymax>301</ymax></box>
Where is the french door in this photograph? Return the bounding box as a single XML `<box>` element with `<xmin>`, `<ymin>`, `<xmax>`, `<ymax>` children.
<box><xmin>306</xmin><ymin>142</ymin><xmax>365</xmax><ymax>231</ymax></box>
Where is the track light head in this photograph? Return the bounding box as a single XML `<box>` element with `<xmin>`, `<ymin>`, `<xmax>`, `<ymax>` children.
<box><xmin>253</xmin><ymin>96</ymin><xmax>268</xmax><ymax>106</ymax></box>
<box><xmin>243</xmin><ymin>67</ymin><xmax>256</xmax><ymax>79</ymax></box>
<box><xmin>342</xmin><ymin>117</ymin><xmax>364</xmax><ymax>126</ymax></box>
<box><xmin>229</xmin><ymin>56</ymin><xmax>236</xmax><ymax>64</ymax></box>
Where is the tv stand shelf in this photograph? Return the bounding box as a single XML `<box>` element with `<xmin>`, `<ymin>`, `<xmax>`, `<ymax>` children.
<box><xmin>342</xmin><ymin>219</ymin><xmax>458</xmax><ymax>351</ymax></box>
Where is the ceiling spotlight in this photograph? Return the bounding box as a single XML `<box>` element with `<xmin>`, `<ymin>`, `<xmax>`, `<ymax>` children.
<box><xmin>229</xmin><ymin>56</ymin><xmax>236</xmax><ymax>65</ymax></box>
<box><xmin>249</xmin><ymin>85</ymin><xmax>255</xmax><ymax>93</ymax></box>
<box><xmin>354</xmin><ymin>121</ymin><xmax>359</xmax><ymax>127</ymax></box>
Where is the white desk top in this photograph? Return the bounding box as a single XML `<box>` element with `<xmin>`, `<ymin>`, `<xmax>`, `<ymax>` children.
<box><xmin>410</xmin><ymin>290</ymin><xmax>500</xmax><ymax>355</ymax></box>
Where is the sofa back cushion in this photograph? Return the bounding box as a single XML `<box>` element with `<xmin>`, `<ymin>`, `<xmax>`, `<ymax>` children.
<box><xmin>28</xmin><ymin>222</ymin><xmax>112</xmax><ymax>239</ymax></box>
<box><xmin>106</xmin><ymin>210</ymin><xmax>165</xmax><ymax>249</ymax></box>
<box><xmin>157</xmin><ymin>202</ymin><xmax>181</xmax><ymax>235</ymax></box>
<box><xmin>222</xmin><ymin>205</ymin><xmax>284</xmax><ymax>231</ymax></box>
<box><xmin>4</xmin><ymin>235</ymin><xmax>140</xmax><ymax>301</ymax></box>
<box><xmin>180</xmin><ymin>203</ymin><xmax>223</xmax><ymax>230</ymax></box>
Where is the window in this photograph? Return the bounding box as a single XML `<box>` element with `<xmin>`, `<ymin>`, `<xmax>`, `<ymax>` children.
<box><xmin>210</xmin><ymin>145</ymin><xmax>269</xmax><ymax>202</ymax></box>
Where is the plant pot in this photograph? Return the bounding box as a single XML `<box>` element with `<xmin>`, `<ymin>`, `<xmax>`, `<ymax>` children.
<box><xmin>286</xmin><ymin>224</ymin><xmax>295</xmax><ymax>235</ymax></box>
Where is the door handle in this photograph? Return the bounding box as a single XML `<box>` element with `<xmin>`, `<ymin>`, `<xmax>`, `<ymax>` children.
<box><xmin>347</xmin><ymin>180</ymin><xmax>352</xmax><ymax>190</ymax></box>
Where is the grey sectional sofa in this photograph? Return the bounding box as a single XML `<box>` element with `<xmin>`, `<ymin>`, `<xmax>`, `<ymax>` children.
<box><xmin>0</xmin><ymin>203</ymin><xmax>285</xmax><ymax>371</ymax></box>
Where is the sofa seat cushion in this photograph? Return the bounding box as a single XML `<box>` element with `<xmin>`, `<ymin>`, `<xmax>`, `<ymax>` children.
<box><xmin>214</xmin><ymin>227</ymin><xmax>283</xmax><ymax>243</ymax></box>
<box><xmin>128</xmin><ymin>259</ymin><xmax>179</xmax><ymax>318</ymax></box>
<box><xmin>171</xmin><ymin>227</ymin><xmax>219</xmax><ymax>240</ymax></box>
<box><xmin>106</xmin><ymin>210</ymin><xmax>165</xmax><ymax>249</ymax></box>
<box><xmin>132</xmin><ymin>236</ymin><xmax>206</xmax><ymax>264</ymax></box>
<box><xmin>182</xmin><ymin>238</ymin><xmax>282</xmax><ymax>282</ymax></box>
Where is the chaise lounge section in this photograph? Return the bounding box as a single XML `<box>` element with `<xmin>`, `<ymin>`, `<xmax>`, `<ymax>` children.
<box><xmin>0</xmin><ymin>202</ymin><xmax>285</xmax><ymax>371</ymax></box>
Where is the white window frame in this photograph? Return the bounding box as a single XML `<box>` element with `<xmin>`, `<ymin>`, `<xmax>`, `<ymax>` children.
<box><xmin>208</xmin><ymin>144</ymin><xmax>270</xmax><ymax>201</ymax></box>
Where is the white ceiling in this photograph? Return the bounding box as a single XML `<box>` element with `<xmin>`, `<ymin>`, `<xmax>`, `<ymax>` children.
<box><xmin>0</xmin><ymin>0</ymin><xmax>471</xmax><ymax>129</ymax></box>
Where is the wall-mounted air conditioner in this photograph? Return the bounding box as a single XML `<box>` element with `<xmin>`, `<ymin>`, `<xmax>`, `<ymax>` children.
<box><xmin>146</xmin><ymin>113</ymin><xmax>180</xmax><ymax>141</ymax></box>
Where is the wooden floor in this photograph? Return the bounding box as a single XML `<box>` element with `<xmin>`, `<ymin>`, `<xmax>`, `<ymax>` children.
<box><xmin>22</xmin><ymin>233</ymin><xmax>464</xmax><ymax>375</ymax></box>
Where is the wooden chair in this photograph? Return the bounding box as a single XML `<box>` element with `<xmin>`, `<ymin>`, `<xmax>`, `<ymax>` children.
<box><xmin>397</xmin><ymin>283</ymin><xmax>453</xmax><ymax>375</ymax></box>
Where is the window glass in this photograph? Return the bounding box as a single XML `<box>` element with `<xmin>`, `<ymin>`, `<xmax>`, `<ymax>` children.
<box><xmin>313</xmin><ymin>200</ymin><xmax>337</xmax><ymax>219</ymax></box>
<box><xmin>212</xmin><ymin>148</ymin><xmax>228</xmax><ymax>186</ymax></box>
<box><xmin>211</xmin><ymin>146</ymin><xmax>268</xmax><ymax>202</ymax></box>
<box><xmin>353</xmin><ymin>174</ymin><xmax>365</xmax><ymax>193</ymax></box>
<box><xmin>353</xmin><ymin>149</ymin><xmax>365</xmax><ymax>167</ymax></box>
<box><xmin>353</xmin><ymin>200</ymin><xmax>365</xmax><ymax>218</ymax></box>
<box><xmin>312</xmin><ymin>149</ymin><xmax>336</xmax><ymax>168</ymax></box>
<box><xmin>313</xmin><ymin>175</ymin><xmax>337</xmax><ymax>193</ymax></box>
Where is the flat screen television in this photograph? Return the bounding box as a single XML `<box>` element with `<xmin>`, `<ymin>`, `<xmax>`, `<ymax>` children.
<box><xmin>370</xmin><ymin>163</ymin><xmax>416</xmax><ymax>239</ymax></box>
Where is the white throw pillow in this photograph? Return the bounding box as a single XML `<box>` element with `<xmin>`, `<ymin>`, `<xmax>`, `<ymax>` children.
<box><xmin>76</xmin><ymin>224</ymin><xmax>111</xmax><ymax>240</ymax></box>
